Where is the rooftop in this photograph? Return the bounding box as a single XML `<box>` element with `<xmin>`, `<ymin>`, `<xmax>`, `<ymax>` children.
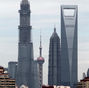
<box><xmin>21</xmin><ymin>0</ymin><xmax>29</xmax><ymax>4</ymax></box>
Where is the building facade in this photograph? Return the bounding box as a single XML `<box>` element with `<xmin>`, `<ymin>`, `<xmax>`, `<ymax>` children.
<box><xmin>8</xmin><ymin>62</ymin><xmax>17</xmax><ymax>79</ymax></box>
<box><xmin>0</xmin><ymin>66</ymin><xmax>16</xmax><ymax>88</ymax></box>
<box><xmin>33</xmin><ymin>60</ymin><xmax>40</xmax><ymax>88</ymax></box>
<box><xmin>61</xmin><ymin>5</ymin><xmax>78</xmax><ymax>87</ymax></box>
<box><xmin>77</xmin><ymin>77</ymin><xmax>89</xmax><ymax>88</ymax></box>
<box><xmin>42</xmin><ymin>85</ymin><xmax>70</xmax><ymax>88</ymax></box>
<box><xmin>48</xmin><ymin>28</ymin><xmax>61</xmax><ymax>86</ymax></box>
<box><xmin>16</xmin><ymin>0</ymin><xmax>34</xmax><ymax>87</ymax></box>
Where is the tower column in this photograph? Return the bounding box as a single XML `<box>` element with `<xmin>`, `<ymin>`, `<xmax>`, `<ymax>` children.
<box><xmin>37</xmin><ymin>35</ymin><xmax>45</xmax><ymax>88</ymax></box>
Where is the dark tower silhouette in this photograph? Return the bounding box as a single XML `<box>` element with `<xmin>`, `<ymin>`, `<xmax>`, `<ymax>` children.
<box><xmin>16</xmin><ymin>0</ymin><xmax>34</xmax><ymax>87</ymax></box>
<box><xmin>87</xmin><ymin>69</ymin><xmax>89</xmax><ymax>77</ymax></box>
<box><xmin>37</xmin><ymin>35</ymin><xmax>45</xmax><ymax>88</ymax></box>
<box><xmin>48</xmin><ymin>27</ymin><xmax>61</xmax><ymax>86</ymax></box>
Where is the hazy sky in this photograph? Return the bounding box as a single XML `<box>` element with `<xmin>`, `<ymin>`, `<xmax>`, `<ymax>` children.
<box><xmin>0</xmin><ymin>0</ymin><xmax>89</xmax><ymax>85</ymax></box>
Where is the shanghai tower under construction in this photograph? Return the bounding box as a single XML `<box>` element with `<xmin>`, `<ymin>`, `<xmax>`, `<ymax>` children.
<box><xmin>16</xmin><ymin>0</ymin><xmax>34</xmax><ymax>87</ymax></box>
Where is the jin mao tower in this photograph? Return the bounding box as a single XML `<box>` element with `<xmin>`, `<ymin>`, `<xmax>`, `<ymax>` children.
<box><xmin>48</xmin><ymin>28</ymin><xmax>61</xmax><ymax>86</ymax></box>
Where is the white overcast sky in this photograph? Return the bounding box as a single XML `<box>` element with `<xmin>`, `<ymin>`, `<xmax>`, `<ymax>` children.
<box><xmin>0</xmin><ymin>0</ymin><xmax>89</xmax><ymax>85</ymax></box>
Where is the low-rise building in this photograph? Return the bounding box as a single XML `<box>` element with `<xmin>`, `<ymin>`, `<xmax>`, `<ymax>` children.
<box><xmin>77</xmin><ymin>77</ymin><xmax>89</xmax><ymax>88</ymax></box>
<box><xmin>0</xmin><ymin>66</ymin><xmax>16</xmax><ymax>88</ymax></box>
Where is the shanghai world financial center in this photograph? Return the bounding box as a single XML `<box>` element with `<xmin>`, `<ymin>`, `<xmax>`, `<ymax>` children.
<box><xmin>61</xmin><ymin>5</ymin><xmax>78</xmax><ymax>87</ymax></box>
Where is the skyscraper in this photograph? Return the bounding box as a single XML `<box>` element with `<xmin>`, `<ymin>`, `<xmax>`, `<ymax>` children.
<box><xmin>48</xmin><ymin>27</ymin><xmax>61</xmax><ymax>86</ymax></box>
<box><xmin>37</xmin><ymin>35</ymin><xmax>45</xmax><ymax>88</ymax></box>
<box><xmin>16</xmin><ymin>0</ymin><xmax>34</xmax><ymax>87</ymax></box>
<box><xmin>33</xmin><ymin>60</ymin><xmax>40</xmax><ymax>88</ymax></box>
<box><xmin>8</xmin><ymin>62</ymin><xmax>17</xmax><ymax>79</ymax></box>
<box><xmin>61</xmin><ymin>5</ymin><xmax>78</xmax><ymax>87</ymax></box>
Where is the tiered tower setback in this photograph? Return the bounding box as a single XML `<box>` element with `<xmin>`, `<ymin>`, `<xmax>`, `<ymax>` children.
<box><xmin>48</xmin><ymin>27</ymin><xmax>61</xmax><ymax>86</ymax></box>
<box><xmin>16</xmin><ymin>0</ymin><xmax>34</xmax><ymax>87</ymax></box>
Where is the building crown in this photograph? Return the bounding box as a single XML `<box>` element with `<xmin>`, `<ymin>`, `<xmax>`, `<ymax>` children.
<box><xmin>50</xmin><ymin>27</ymin><xmax>59</xmax><ymax>40</ymax></box>
<box><xmin>21</xmin><ymin>0</ymin><xmax>29</xmax><ymax>4</ymax></box>
<box><xmin>54</xmin><ymin>27</ymin><xmax>56</xmax><ymax>33</ymax></box>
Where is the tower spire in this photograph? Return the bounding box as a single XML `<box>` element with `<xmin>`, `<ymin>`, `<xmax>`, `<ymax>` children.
<box><xmin>54</xmin><ymin>26</ymin><xmax>56</xmax><ymax>32</ymax></box>
<box><xmin>39</xmin><ymin>32</ymin><xmax>42</xmax><ymax>57</ymax></box>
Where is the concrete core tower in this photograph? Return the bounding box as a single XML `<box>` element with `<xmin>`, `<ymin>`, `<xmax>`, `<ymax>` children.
<box><xmin>16</xmin><ymin>0</ymin><xmax>34</xmax><ymax>88</ymax></box>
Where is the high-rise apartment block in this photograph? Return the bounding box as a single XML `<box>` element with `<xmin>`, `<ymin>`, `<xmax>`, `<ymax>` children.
<box><xmin>0</xmin><ymin>66</ymin><xmax>16</xmax><ymax>88</ymax></box>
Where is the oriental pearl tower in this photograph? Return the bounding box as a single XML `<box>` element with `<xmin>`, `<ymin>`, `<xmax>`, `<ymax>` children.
<box><xmin>37</xmin><ymin>35</ymin><xmax>45</xmax><ymax>88</ymax></box>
